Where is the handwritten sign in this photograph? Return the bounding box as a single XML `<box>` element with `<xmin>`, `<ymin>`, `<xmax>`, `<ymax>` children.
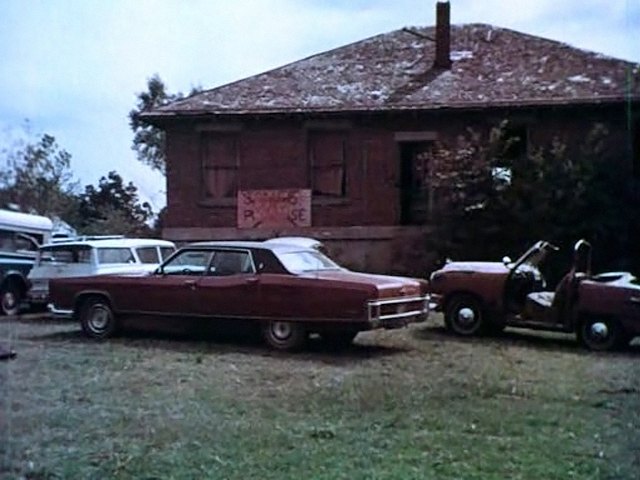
<box><xmin>237</xmin><ymin>189</ymin><xmax>311</xmax><ymax>228</ymax></box>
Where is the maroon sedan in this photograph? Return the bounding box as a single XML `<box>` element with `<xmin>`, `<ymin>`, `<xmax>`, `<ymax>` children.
<box><xmin>49</xmin><ymin>241</ymin><xmax>429</xmax><ymax>350</ymax></box>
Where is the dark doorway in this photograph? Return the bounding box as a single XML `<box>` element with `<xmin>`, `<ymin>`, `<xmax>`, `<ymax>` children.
<box><xmin>399</xmin><ymin>142</ymin><xmax>433</xmax><ymax>225</ymax></box>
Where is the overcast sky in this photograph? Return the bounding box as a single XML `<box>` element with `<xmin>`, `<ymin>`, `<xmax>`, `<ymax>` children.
<box><xmin>1</xmin><ymin>0</ymin><xmax>638</xmax><ymax>212</ymax></box>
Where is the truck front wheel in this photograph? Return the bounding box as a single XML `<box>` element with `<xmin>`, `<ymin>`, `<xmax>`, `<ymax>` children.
<box><xmin>1</xmin><ymin>282</ymin><xmax>22</xmax><ymax>316</ymax></box>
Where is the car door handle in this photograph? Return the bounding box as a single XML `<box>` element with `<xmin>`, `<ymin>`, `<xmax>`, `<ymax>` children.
<box><xmin>184</xmin><ymin>280</ymin><xmax>197</xmax><ymax>290</ymax></box>
<box><xmin>631</xmin><ymin>296</ymin><xmax>640</xmax><ymax>304</ymax></box>
<box><xmin>245</xmin><ymin>277</ymin><xmax>259</xmax><ymax>285</ymax></box>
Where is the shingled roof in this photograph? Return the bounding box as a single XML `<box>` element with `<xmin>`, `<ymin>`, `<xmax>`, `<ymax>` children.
<box><xmin>143</xmin><ymin>23</ymin><xmax>640</xmax><ymax>119</ymax></box>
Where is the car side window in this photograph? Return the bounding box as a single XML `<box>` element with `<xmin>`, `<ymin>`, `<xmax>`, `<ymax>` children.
<box><xmin>136</xmin><ymin>247</ymin><xmax>160</xmax><ymax>264</ymax></box>
<box><xmin>15</xmin><ymin>233</ymin><xmax>39</xmax><ymax>253</ymax></box>
<box><xmin>162</xmin><ymin>249</ymin><xmax>212</xmax><ymax>275</ymax></box>
<box><xmin>39</xmin><ymin>246</ymin><xmax>92</xmax><ymax>265</ymax></box>
<box><xmin>160</xmin><ymin>247</ymin><xmax>176</xmax><ymax>261</ymax></box>
<box><xmin>97</xmin><ymin>248</ymin><xmax>135</xmax><ymax>264</ymax></box>
<box><xmin>208</xmin><ymin>250</ymin><xmax>254</xmax><ymax>276</ymax></box>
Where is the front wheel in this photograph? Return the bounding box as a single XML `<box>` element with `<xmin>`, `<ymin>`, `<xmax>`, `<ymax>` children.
<box><xmin>445</xmin><ymin>294</ymin><xmax>486</xmax><ymax>336</ymax></box>
<box><xmin>1</xmin><ymin>283</ymin><xmax>22</xmax><ymax>316</ymax></box>
<box><xmin>577</xmin><ymin>317</ymin><xmax>622</xmax><ymax>352</ymax></box>
<box><xmin>262</xmin><ymin>320</ymin><xmax>306</xmax><ymax>351</ymax></box>
<box><xmin>80</xmin><ymin>296</ymin><xmax>118</xmax><ymax>340</ymax></box>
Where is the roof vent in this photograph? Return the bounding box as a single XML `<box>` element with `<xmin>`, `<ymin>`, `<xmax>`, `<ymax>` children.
<box><xmin>434</xmin><ymin>1</ymin><xmax>452</xmax><ymax>69</ymax></box>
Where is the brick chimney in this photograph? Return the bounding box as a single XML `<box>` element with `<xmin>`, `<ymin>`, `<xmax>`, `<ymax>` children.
<box><xmin>434</xmin><ymin>1</ymin><xmax>451</xmax><ymax>69</ymax></box>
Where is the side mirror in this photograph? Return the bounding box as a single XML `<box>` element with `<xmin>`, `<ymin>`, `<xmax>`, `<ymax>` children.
<box><xmin>502</xmin><ymin>256</ymin><xmax>512</xmax><ymax>266</ymax></box>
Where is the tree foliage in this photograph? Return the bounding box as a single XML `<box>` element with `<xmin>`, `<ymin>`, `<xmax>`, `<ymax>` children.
<box><xmin>129</xmin><ymin>74</ymin><xmax>201</xmax><ymax>175</ymax></box>
<box><xmin>1</xmin><ymin>125</ymin><xmax>156</xmax><ymax>237</ymax></box>
<box><xmin>0</xmin><ymin>127</ymin><xmax>80</xmax><ymax>222</ymax></box>
<box><xmin>429</xmin><ymin>121</ymin><xmax>640</xmax><ymax>277</ymax></box>
<box><xmin>78</xmin><ymin>171</ymin><xmax>153</xmax><ymax>236</ymax></box>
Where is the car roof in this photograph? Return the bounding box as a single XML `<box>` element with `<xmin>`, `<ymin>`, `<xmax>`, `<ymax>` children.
<box><xmin>263</xmin><ymin>236</ymin><xmax>322</xmax><ymax>249</ymax></box>
<box><xmin>40</xmin><ymin>238</ymin><xmax>176</xmax><ymax>249</ymax></box>
<box><xmin>186</xmin><ymin>241</ymin><xmax>313</xmax><ymax>254</ymax></box>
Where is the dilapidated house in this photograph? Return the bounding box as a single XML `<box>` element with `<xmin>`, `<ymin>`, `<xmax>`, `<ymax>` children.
<box><xmin>142</xmin><ymin>2</ymin><xmax>640</xmax><ymax>275</ymax></box>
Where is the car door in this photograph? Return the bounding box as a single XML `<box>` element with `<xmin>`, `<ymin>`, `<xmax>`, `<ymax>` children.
<box><xmin>114</xmin><ymin>248</ymin><xmax>214</xmax><ymax>317</ymax></box>
<box><xmin>193</xmin><ymin>249</ymin><xmax>261</xmax><ymax>319</ymax></box>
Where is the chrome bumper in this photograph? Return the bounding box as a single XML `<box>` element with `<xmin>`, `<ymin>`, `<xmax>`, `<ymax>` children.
<box><xmin>368</xmin><ymin>295</ymin><xmax>429</xmax><ymax>329</ymax></box>
<box><xmin>47</xmin><ymin>303</ymin><xmax>73</xmax><ymax>319</ymax></box>
<box><xmin>27</xmin><ymin>290</ymin><xmax>49</xmax><ymax>305</ymax></box>
<box><xmin>428</xmin><ymin>293</ymin><xmax>443</xmax><ymax>312</ymax></box>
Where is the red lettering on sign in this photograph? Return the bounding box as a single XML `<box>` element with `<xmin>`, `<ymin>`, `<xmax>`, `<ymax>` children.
<box><xmin>237</xmin><ymin>189</ymin><xmax>311</xmax><ymax>228</ymax></box>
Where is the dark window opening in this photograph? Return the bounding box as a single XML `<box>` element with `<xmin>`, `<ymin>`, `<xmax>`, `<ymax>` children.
<box><xmin>494</xmin><ymin>124</ymin><xmax>528</xmax><ymax>186</ymax></box>
<box><xmin>308</xmin><ymin>131</ymin><xmax>347</xmax><ymax>197</ymax></box>
<box><xmin>502</xmin><ymin>125</ymin><xmax>528</xmax><ymax>161</ymax></box>
<box><xmin>201</xmin><ymin>133</ymin><xmax>238</xmax><ymax>199</ymax></box>
<box><xmin>399</xmin><ymin>142</ymin><xmax>434</xmax><ymax>225</ymax></box>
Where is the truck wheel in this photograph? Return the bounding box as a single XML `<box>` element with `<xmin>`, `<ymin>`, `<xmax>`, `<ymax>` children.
<box><xmin>577</xmin><ymin>317</ymin><xmax>622</xmax><ymax>352</ymax></box>
<box><xmin>80</xmin><ymin>296</ymin><xmax>118</xmax><ymax>340</ymax></box>
<box><xmin>1</xmin><ymin>283</ymin><xmax>22</xmax><ymax>316</ymax></box>
<box><xmin>445</xmin><ymin>294</ymin><xmax>486</xmax><ymax>336</ymax></box>
<box><xmin>262</xmin><ymin>320</ymin><xmax>306</xmax><ymax>351</ymax></box>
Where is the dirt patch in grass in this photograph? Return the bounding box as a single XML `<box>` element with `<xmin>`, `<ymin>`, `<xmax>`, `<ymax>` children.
<box><xmin>1</xmin><ymin>314</ymin><xmax>639</xmax><ymax>479</ymax></box>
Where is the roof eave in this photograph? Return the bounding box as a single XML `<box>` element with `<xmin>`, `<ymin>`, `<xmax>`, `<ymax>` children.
<box><xmin>139</xmin><ymin>95</ymin><xmax>638</xmax><ymax>125</ymax></box>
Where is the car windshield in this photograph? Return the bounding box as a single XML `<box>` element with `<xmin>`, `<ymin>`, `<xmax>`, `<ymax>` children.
<box><xmin>276</xmin><ymin>250</ymin><xmax>341</xmax><ymax>273</ymax></box>
<box><xmin>512</xmin><ymin>241</ymin><xmax>555</xmax><ymax>270</ymax></box>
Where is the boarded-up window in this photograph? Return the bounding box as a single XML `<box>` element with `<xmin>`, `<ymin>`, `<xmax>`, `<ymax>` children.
<box><xmin>308</xmin><ymin>131</ymin><xmax>346</xmax><ymax>196</ymax></box>
<box><xmin>201</xmin><ymin>133</ymin><xmax>238</xmax><ymax>199</ymax></box>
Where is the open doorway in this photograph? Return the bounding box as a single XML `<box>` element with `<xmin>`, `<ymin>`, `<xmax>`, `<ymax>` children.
<box><xmin>399</xmin><ymin>142</ymin><xmax>433</xmax><ymax>225</ymax></box>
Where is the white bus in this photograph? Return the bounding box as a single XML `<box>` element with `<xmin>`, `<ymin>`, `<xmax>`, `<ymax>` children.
<box><xmin>0</xmin><ymin>209</ymin><xmax>53</xmax><ymax>315</ymax></box>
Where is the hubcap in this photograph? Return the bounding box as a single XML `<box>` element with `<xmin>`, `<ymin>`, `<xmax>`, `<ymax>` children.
<box><xmin>89</xmin><ymin>306</ymin><xmax>110</xmax><ymax>332</ymax></box>
<box><xmin>589</xmin><ymin>322</ymin><xmax>609</xmax><ymax>342</ymax></box>
<box><xmin>457</xmin><ymin>307</ymin><xmax>476</xmax><ymax>327</ymax></box>
<box><xmin>271</xmin><ymin>321</ymin><xmax>292</xmax><ymax>340</ymax></box>
<box><xmin>2</xmin><ymin>292</ymin><xmax>16</xmax><ymax>310</ymax></box>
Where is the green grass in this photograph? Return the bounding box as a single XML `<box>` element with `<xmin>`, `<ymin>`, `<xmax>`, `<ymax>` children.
<box><xmin>1</xmin><ymin>316</ymin><xmax>638</xmax><ymax>479</ymax></box>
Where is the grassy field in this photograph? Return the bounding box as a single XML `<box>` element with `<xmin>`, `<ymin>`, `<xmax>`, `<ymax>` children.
<box><xmin>1</xmin><ymin>314</ymin><xmax>639</xmax><ymax>479</ymax></box>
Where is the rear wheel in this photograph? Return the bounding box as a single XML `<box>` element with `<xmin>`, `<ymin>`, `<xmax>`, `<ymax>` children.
<box><xmin>577</xmin><ymin>317</ymin><xmax>622</xmax><ymax>352</ymax></box>
<box><xmin>262</xmin><ymin>320</ymin><xmax>306</xmax><ymax>351</ymax></box>
<box><xmin>1</xmin><ymin>282</ymin><xmax>22</xmax><ymax>316</ymax></box>
<box><xmin>80</xmin><ymin>296</ymin><xmax>118</xmax><ymax>340</ymax></box>
<box><xmin>445</xmin><ymin>294</ymin><xmax>486</xmax><ymax>336</ymax></box>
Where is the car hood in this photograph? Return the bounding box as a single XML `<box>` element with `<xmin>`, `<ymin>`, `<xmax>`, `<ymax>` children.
<box><xmin>438</xmin><ymin>261</ymin><xmax>509</xmax><ymax>274</ymax></box>
<box><xmin>299</xmin><ymin>270</ymin><xmax>424</xmax><ymax>297</ymax></box>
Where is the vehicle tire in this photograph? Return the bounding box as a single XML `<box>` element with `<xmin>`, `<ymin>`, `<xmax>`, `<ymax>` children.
<box><xmin>320</xmin><ymin>331</ymin><xmax>358</xmax><ymax>350</ymax></box>
<box><xmin>444</xmin><ymin>294</ymin><xmax>486</xmax><ymax>336</ymax></box>
<box><xmin>1</xmin><ymin>282</ymin><xmax>22</xmax><ymax>316</ymax></box>
<box><xmin>79</xmin><ymin>296</ymin><xmax>118</xmax><ymax>340</ymax></box>
<box><xmin>262</xmin><ymin>320</ymin><xmax>307</xmax><ymax>351</ymax></box>
<box><xmin>577</xmin><ymin>317</ymin><xmax>623</xmax><ymax>352</ymax></box>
